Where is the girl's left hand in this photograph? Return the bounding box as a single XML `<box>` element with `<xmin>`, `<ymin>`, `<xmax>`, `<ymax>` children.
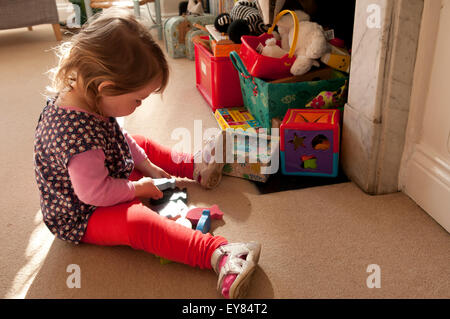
<box><xmin>150</xmin><ymin>165</ymin><xmax>171</xmax><ymax>179</ymax></box>
<box><xmin>136</xmin><ymin>158</ymin><xmax>172</xmax><ymax>179</ymax></box>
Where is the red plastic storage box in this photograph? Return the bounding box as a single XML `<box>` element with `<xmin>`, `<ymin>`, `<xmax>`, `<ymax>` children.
<box><xmin>195</xmin><ymin>37</ymin><xmax>243</xmax><ymax>111</ymax></box>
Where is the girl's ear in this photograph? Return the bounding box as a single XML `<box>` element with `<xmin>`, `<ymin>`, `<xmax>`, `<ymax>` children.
<box><xmin>97</xmin><ymin>81</ymin><xmax>115</xmax><ymax>94</ymax></box>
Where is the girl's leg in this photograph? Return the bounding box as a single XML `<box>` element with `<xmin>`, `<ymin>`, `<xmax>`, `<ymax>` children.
<box><xmin>81</xmin><ymin>199</ymin><xmax>228</xmax><ymax>269</ymax></box>
<box><xmin>131</xmin><ymin>133</ymin><xmax>226</xmax><ymax>189</ymax></box>
<box><xmin>81</xmin><ymin>201</ymin><xmax>261</xmax><ymax>298</ymax></box>
<box><xmin>82</xmin><ymin>135</ymin><xmax>259</xmax><ymax>297</ymax></box>
<box><xmin>131</xmin><ymin>134</ymin><xmax>194</xmax><ymax>180</ymax></box>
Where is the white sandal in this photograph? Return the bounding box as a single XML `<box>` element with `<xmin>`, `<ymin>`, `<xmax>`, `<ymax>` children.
<box><xmin>211</xmin><ymin>242</ymin><xmax>261</xmax><ymax>299</ymax></box>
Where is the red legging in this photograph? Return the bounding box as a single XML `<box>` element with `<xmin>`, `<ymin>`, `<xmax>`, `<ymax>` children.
<box><xmin>81</xmin><ymin>135</ymin><xmax>228</xmax><ymax>269</ymax></box>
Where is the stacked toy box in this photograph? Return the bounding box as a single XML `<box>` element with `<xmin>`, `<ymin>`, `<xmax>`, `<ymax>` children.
<box><xmin>214</xmin><ymin>107</ymin><xmax>262</xmax><ymax>132</ymax></box>
<box><xmin>195</xmin><ymin>38</ymin><xmax>244</xmax><ymax>110</ymax></box>
<box><xmin>213</xmin><ymin>108</ymin><xmax>277</xmax><ymax>182</ymax></box>
<box><xmin>222</xmin><ymin>130</ymin><xmax>280</xmax><ymax>183</ymax></box>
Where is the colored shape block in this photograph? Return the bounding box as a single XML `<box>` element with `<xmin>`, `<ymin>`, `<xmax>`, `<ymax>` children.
<box><xmin>196</xmin><ymin>210</ymin><xmax>211</xmax><ymax>234</ymax></box>
<box><xmin>186</xmin><ymin>205</ymin><xmax>224</xmax><ymax>227</ymax></box>
<box><xmin>175</xmin><ymin>217</ymin><xmax>193</xmax><ymax>229</ymax></box>
<box><xmin>153</xmin><ymin>177</ymin><xmax>176</xmax><ymax>191</ymax></box>
<box><xmin>149</xmin><ymin>188</ymin><xmax>188</xmax><ymax>219</ymax></box>
<box><xmin>303</xmin><ymin>157</ymin><xmax>317</xmax><ymax>169</ymax></box>
<box><xmin>150</xmin><ymin>187</ymin><xmax>187</xmax><ymax>206</ymax></box>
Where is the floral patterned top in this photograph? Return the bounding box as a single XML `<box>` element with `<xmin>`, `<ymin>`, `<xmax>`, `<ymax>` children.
<box><xmin>34</xmin><ymin>98</ymin><xmax>134</xmax><ymax>244</ymax></box>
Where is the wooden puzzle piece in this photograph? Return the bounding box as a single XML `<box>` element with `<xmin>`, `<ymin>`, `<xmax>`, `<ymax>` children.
<box><xmin>150</xmin><ymin>187</ymin><xmax>187</xmax><ymax>206</ymax></box>
<box><xmin>186</xmin><ymin>204</ymin><xmax>224</xmax><ymax>227</ymax></box>
<box><xmin>195</xmin><ymin>210</ymin><xmax>211</xmax><ymax>234</ymax></box>
<box><xmin>153</xmin><ymin>177</ymin><xmax>176</xmax><ymax>191</ymax></box>
<box><xmin>149</xmin><ymin>187</ymin><xmax>188</xmax><ymax>219</ymax></box>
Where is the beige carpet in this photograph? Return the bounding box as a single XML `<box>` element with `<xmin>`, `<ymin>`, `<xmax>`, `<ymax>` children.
<box><xmin>1</xmin><ymin>25</ymin><xmax>449</xmax><ymax>299</ymax></box>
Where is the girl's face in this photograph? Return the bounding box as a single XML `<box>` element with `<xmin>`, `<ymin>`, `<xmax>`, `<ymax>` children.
<box><xmin>98</xmin><ymin>80</ymin><xmax>161</xmax><ymax>117</ymax></box>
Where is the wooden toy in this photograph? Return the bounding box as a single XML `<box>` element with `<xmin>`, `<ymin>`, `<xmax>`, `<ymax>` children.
<box><xmin>175</xmin><ymin>217</ymin><xmax>192</xmax><ymax>229</ymax></box>
<box><xmin>280</xmin><ymin>109</ymin><xmax>340</xmax><ymax>177</ymax></box>
<box><xmin>153</xmin><ymin>177</ymin><xmax>176</xmax><ymax>191</ymax></box>
<box><xmin>150</xmin><ymin>187</ymin><xmax>187</xmax><ymax>206</ymax></box>
<box><xmin>195</xmin><ymin>210</ymin><xmax>211</xmax><ymax>234</ymax></box>
<box><xmin>186</xmin><ymin>204</ymin><xmax>224</xmax><ymax>227</ymax></box>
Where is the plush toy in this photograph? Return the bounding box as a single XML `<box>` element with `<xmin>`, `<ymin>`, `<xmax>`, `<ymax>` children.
<box><xmin>277</xmin><ymin>9</ymin><xmax>330</xmax><ymax>76</ymax></box>
<box><xmin>214</xmin><ymin>0</ymin><xmax>268</xmax><ymax>44</ymax></box>
<box><xmin>261</xmin><ymin>38</ymin><xmax>288</xmax><ymax>58</ymax></box>
<box><xmin>276</xmin><ymin>9</ymin><xmax>311</xmax><ymax>52</ymax></box>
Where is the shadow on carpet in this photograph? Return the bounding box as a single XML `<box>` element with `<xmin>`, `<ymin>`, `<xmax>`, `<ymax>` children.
<box><xmin>253</xmin><ymin>167</ymin><xmax>349</xmax><ymax>194</ymax></box>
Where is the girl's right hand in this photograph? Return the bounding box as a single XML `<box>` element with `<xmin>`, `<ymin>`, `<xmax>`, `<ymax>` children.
<box><xmin>133</xmin><ymin>177</ymin><xmax>163</xmax><ymax>200</ymax></box>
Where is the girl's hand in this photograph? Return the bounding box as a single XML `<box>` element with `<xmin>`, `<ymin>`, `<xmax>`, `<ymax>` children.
<box><xmin>133</xmin><ymin>177</ymin><xmax>163</xmax><ymax>200</ymax></box>
<box><xmin>150</xmin><ymin>165</ymin><xmax>171</xmax><ymax>179</ymax></box>
<box><xmin>135</xmin><ymin>159</ymin><xmax>171</xmax><ymax>179</ymax></box>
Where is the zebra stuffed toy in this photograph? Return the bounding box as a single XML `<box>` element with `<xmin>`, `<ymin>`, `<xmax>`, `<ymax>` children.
<box><xmin>214</xmin><ymin>0</ymin><xmax>268</xmax><ymax>44</ymax></box>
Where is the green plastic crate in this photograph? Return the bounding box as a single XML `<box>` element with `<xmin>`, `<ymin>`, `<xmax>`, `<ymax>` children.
<box><xmin>230</xmin><ymin>51</ymin><xmax>348</xmax><ymax>134</ymax></box>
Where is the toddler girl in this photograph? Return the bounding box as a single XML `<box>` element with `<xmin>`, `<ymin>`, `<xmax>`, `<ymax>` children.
<box><xmin>34</xmin><ymin>8</ymin><xmax>261</xmax><ymax>299</ymax></box>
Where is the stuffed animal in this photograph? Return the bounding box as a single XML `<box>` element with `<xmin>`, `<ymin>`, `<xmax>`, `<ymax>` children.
<box><xmin>214</xmin><ymin>0</ymin><xmax>268</xmax><ymax>44</ymax></box>
<box><xmin>257</xmin><ymin>0</ymin><xmax>356</xmax><ymax>49</ymax></box>
<box><xmin>261</xmin><ymin>38</ymin><xmax>288</xmax><ymax>58</ymax></box>
<box><xmin>277</xmin><ymin>10</ymin><xmax>330</xmax><ymax>76</ymax></box>
<box><xmin>276</xmin><ymin>9</ymin><xmax>311</xmax><ymax>52</ymax></box>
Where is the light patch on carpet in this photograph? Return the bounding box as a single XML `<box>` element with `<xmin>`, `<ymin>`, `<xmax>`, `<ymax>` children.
<box><xmin>4</xmin><ymin>210</ymin><xmax>54</xmax><ymax>298</ymax></box>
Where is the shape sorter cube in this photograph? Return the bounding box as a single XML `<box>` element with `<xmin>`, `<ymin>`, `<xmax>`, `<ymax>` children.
<box><xmin>280</xmin><ymin>109</ymin><xmax>340</xmax><ymax>177</ymax></box>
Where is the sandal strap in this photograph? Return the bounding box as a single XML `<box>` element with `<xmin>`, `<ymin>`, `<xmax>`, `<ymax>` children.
<box><xmin>217</xmin><ymin>257</ymin><xmax>248</xmax><ymax>291</ymax></box>
<box><xmin>212</xmin><ymin>242</ymin><xmax>261</xmax><ymax>297</ymax></box>
<box><xmin>212</xmin><ymin>243</ymin><xmax>251</xmax><ymax>274</ymax></box>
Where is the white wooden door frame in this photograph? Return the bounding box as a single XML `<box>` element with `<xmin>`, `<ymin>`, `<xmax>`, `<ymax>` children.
<box><xmin>399</xmin><ymin>0</ymin><xmax>450</xmax><ymax>232</ymax></box>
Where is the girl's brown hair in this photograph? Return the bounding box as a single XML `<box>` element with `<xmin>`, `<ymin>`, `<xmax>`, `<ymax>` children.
<box><xmin>50</xmin><ymin>8</ymin><xmax>169</xmax><ymax>114</ymax></box>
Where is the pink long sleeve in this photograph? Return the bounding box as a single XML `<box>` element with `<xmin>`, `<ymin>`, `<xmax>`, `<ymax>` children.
<box><xmin>68</xmin><ymin>149</ymin><xmax>136</xmax><ymax>207</ymax></box>
<box><xmin>122</xmin><ymin>129</ymin><xmax>148</xmax><ymax>166</ymax></box>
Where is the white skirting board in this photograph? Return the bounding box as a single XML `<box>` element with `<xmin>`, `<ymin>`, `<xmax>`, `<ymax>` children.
<box><xmin>404</xmin><ymin>144</ymin><xmax>450</xmax><ymax>233</ymax></box>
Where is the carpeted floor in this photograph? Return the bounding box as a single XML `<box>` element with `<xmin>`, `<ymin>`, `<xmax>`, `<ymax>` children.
<box><xmin>0</xmin><ymin>25</ymin><xmax>449</xmax><ymax>299</ymax></box>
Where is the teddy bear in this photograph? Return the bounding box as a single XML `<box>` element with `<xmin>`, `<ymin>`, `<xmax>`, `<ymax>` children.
<box><xmin>276</xmin><ymin>9</ymin><xmax>330</xmax><ymax>76</ymax></box>
<box><xmin>214</xmin><ymin>0</ymin><xmax>268</xmax><ymax>44</ymax></box>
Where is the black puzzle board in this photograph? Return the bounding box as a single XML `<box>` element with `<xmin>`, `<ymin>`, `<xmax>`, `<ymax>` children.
<box><xmin>149</xmin><ymin>187</ymin><xmax>188</xmax><ymax>206</ymax></box>
<box><xmin>253</xmin><ymin>166</ymin><xmax>349</xmax><ymax>194</ymax></box>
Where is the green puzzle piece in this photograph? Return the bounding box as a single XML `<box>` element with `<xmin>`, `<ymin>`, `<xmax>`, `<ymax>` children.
<box><xmin>303</xmin><ymin>159</ymin><xmax>317</xmax><ymax>169</ymax></box>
